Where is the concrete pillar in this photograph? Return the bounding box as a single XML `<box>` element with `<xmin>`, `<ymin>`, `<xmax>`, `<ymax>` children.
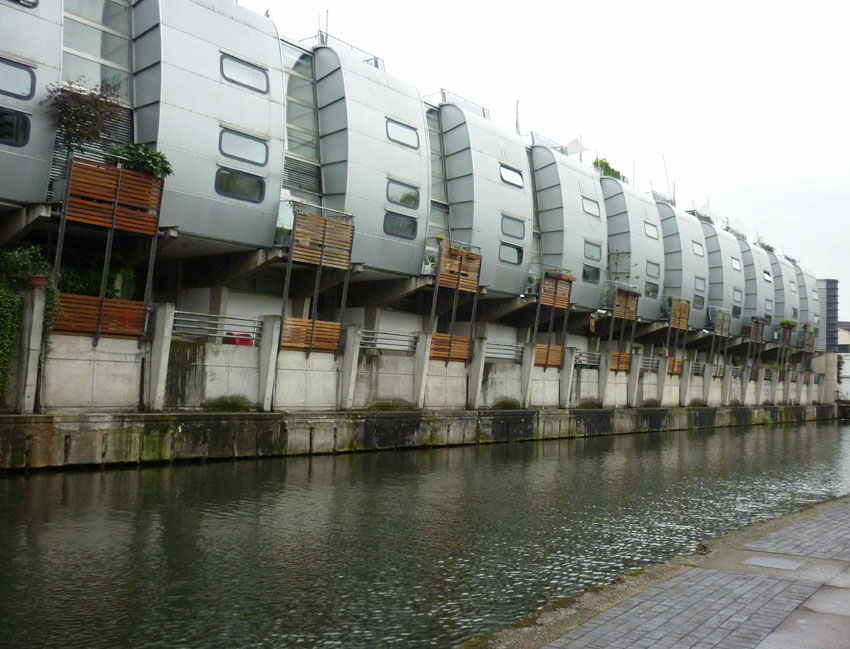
<box><xmin>257</xmin><ymin>315</ymin><xmax>281</xmax><ymax>412</ymax></box>
<box><xmin>795</xmin><ymin>372</ymin><xmax>805</xmax><ymax>405</ymax></box>
<box><xmin>147</xmin><ymin>303</ymin><xmax>175</xmax><ymax>411</ymax></box>
<box><xmin>754</xmin><ymin>367</ymin><xmax>766</xmax><ymax>405</ymax></box>
<box><xmin>413</xmin><ymin>332</ymin><xmax>432</xmax><ymax>408</ymax></box>
<box><xmin>656</xmin><ymin>359</ymin><xmax>668</xmax><ymax>404</ymax></box>
<box><xmin>679</xmin><ymin>359</ymin><xmax>693</xmax><ymax>406</ymax></box>
<box><xmin>627</xmin><ymin>351</ymin><xmax>641</xmax><ymax>407</ymax></box>
<box><xmin>520</xmin><ymin>342</ymin><xmax>536</xmax><ymax>408</ymax></box>
<box><xmin>338</xmin><ymin>324</ymin><xmax>362</xmax><ymax>410</ymax></box>
<box><xmin>768</xmin><ymin>373</ymin><xmax>779</xmax><ymax>404</ymax></box>
<box><xmin>467</xmin><ymin>337</ymin><xmax>487</xmax><ymax>409</ymax></box>
<box><xmin>721</xmin><ymin>365</ymin><xmax>733</xmax><ymax>405</ymax></box>
<box><xmin>702</xmin><ymin>364</ymin><xmax>713</xmax><ymax>404</ymax></box>
<box><xmin>782</xmin><ymin>372</ymin><xmax>792</xmax><ymax>405</ymax></box>
<box><xmin>598</xmin><ymin>352</ymin><xmax>611</xmax><ymax>405</ymax></box>
<box><xmin>559</xmin><ymin>347</ymin><xmax>577</xmax><ymax>408</ymax></box>
<box><xmin>209</xmin><ymin>286</ymin><xmax>229</xmax><ymax>314</ymax></box>
<box><xmin>15</xmin><ymin>288</ymin><xmax>45</xmax><ymax>413</ymax></box>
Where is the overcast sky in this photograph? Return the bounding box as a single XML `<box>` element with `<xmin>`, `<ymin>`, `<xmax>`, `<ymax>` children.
<box><xmin>243</xmin><ymin>0</ymin><xmax>850</xmax><ymax>317</ymax></box>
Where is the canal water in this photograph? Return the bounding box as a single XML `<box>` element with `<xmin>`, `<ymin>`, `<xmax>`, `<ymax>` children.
<box><xmin>1</xmin><ymin>422</ymin><xmax>849</xmax><ymax>649</ymax></box>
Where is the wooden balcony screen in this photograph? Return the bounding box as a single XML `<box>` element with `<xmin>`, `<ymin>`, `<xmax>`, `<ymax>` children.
<box><xmin>54</xmin><ymin>293</ymin><xmax>146</xmax><ymax>338</ymax></box>
<box><xmin>540</xmin><ymin>276</ymin><xmax>573</xmax><ymax>310</ymax></box>
<box><xmin>803</xmin><ymin>332</ymin><xmax>815</xmax><ymax>353</ymax></box>
<box><xmin>290</xmin><ymin>213</ymin><xmax>354</xmax><ymax>270</ymax></box>
<box><xmin>66</xmin><ymin>159</ymin><xmax>163</xmax><ymax>236</ymax></box>
<box><xmin>669</xmin><ymin>300</ymin><xmax>690</xmax><ymax>331</ymax></box>
<box><xmin>614</xmin><ymin>290</ymin><xmax>639</xmax><ymax>321</ymax></box>
<box><xmin>803</xmin><ymin>371</ymin><xmax>811</xmax><ymax>384</ymax></box>
<box><xmin>714</xmin><ymin>310</ymin><xmax>731</xmax><ymax>338</ymax></box>
<box><xmin>534</xmin><ymin>344</ymin><xmax>563</xmax><ymax>368</ymax></box>
<box><xmin>429</xmin><ymin>333</ymin><xmax>470</xmax><ymax>362</ymax></box>
<box><xmin>280</xmin><ymin>317</ymin><xmax>341</xmax><ymax>353</ymax></box>
<box><xmin>438</xmin><ymin>246</ymin><xmax>482</xmax><ymax>293</ymax></box>
<box><xmin>749</xmin><ymin>320</ymin><xmax>765</xmax><ymax>344</ymax></box>
<box><xmin>610</xmin><ymin>351</ymin><xmax>631</xmax><ymax>372</ymax></box>
<box><xmin>667</xmin><ymin>358</ymin><xmax>683</xmax><ymax>375</ymax></box>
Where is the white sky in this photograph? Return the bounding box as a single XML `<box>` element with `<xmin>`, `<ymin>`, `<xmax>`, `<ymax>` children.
<box><xmin>243</xmin><ymin>0</ymin><xmax>850</xmax><ymax>317</ymax></box>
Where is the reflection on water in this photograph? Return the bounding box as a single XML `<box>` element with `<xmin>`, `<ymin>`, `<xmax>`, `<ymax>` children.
<box><xmin>1</xmin><ymin>422</ymin><xmax>849</xmax><ymax>648</ymax></box>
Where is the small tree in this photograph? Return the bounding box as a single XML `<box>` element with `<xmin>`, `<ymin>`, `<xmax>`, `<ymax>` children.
<box><xmin>43</xmin><ymin>80</ymin><xmax>120</xmax><ymax>152</ymax></box>
<box><xmin>593</xmin><ymin>157</ymin><xmax>622</xmax><ymax>181</ymax></box>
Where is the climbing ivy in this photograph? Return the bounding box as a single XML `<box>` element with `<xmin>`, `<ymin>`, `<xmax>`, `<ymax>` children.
<box><xmin>0</xmin><ymin>286</ymin><xmax>21</xmax><ymax>398</ymax></box>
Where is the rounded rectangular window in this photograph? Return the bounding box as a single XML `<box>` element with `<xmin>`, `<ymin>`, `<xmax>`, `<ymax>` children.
<box><xmin>499</xmin><ymin>243</ymin><xmax>523</xmax><ymax>265</ymax></box>
<box><xmin>789</xmin><ymin>281</ymin><xmax>797</xmax><ymax>293</ymax></box>
<box><xmin>732</xmin><ymin>305</ymin><xmax>742</xmax><ymax>318</ymax></box>
<box><xmin>762</xmin><ymin>270</ymin><xmax>772</xmax><ymax>283</ymax></box>
<box><xmin>220</xmin><ymin>128</ymin><xmax>268</xmax><ymax>166</ymax></box>
<box><xmin>812</xmin><ymin>289</ymin><xmax>819</xmax><ymax>301</ymax></box>
<box><xmin>765</xmin><ymin>298</ymin><xmax>773</xmax><ymax>312</ymax></box>
<box><xmin>582</xmin><ymin>264</ymin><xmax>600</xmax><ymax>284</ymax></box>
<box><xmin>387</xmin><ymin>180</ymin><xmax>420</xmax><ymax>210</ymax></box>
<box><xmin>581</xmin><ymin>196</ymin><xmax>600</xmax><ymax>217</ymax></box>
<box><xmin>733</xmin><ymin>287</ymin><xmax>743</xmax><ymax>303</ymax></box>
<box><xmin>501</xmin><ymin>215</ymin><xmax>525</xmax><ymax>239</ymax></box>
<box><xmin>644</xmin><ymin>281</ymin><xmax>659</xmax><ymax>298</ymax></box>
<box><xmin>646</xmin><ymin>260</ymin><xmax>660</xmax><ymax>279</ymax></box>
<box><xmin>383</xmin><ymin>211</ymin><xmax>417</xmax><ymax>240</ymax></box>
<box><xmin>584</xmin><ymin>241</ymin><xmax>602</xmax><ymax>262</ymax></box>
<box><xmin>643</xmin><ymin>221</ymin><xmax>659</xmax><ymax>239</ymax></box>
<box><xmin>0</xmin><ymin>58</ymin><xmax>35</xmax><ymax>100</ymax></box>
<box><xmin>692</xmin><ymin>240</ymin><xmax>705</xmax><ymax>256</ymax></box>
<box><xmin>214</xmin><ymin>167</ymin><xmax>265</xmax><ymax>203</ymax></box>
<box><xmin>0</xmin><ymin>108</ymin><xmax>30</xmax><ymax>147</ymax></box>
<box><xmin>499</xmin><ymin>164</ymin><xmax>523</xmax><ymax>188</ymax></box>
<box><xmin>730</xmin><ymin>257</ymin><xmax>742</xmax><ymax>271</ymax></box>
<box><xmin>221</xmin><ymin>54</ymin><xmax>269</xmax><ymax>93</ymax></box>
<box><xmin>694</xmin><ymin>276</ymin><xmax>706</xmax><ymax>292</ymax></box>
<box><xmin>386</xmin><ymin>118</ymin><xmax>419</xmax><ymax>149</ymax></box>
<box><xmin>693</xmin><ymin>294</ymin><xmax>705</xmax><ymax>309</ymax></box>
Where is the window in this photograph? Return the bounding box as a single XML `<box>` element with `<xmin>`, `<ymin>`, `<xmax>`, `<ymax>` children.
<box><xmin>387</xmin><ymin>180</ymin><xmax>420</xmax><ymax>210</ymax></box>
<box><xmin>644</xmin><ymin>281</ymin><xmax>659</xmax><ymax>298</ymax></box>
<box><xmin>501</xmin><ymin>215</ymin><xmax>525</xmax><ymax>239</ymax></box>
<box><xmin>0</xmin><ymin>108</ymin><xmax>29</xmax><ymax>147</ymax></box>
<box><xmin>584</xmin><ymin>241</ymin><xmax>602</xmax><ymax>262</ymax></box>
<box><xmin>383</xmin><ymin>211</ymin><xmax>417</xmax><ymax>240</ymax></box>
<box><xmin>692</xmin><ymin>241</ymin><xmax>705</xmax><ymax>256</ymax></box>
<box><xmin>64</xmin><ymin>18</ymin><xmax>130</xmax><ymax>68</ymax></box>
<box><xmin>732</xmin><ymin>305</ymin><xmax>742</xmax><ymax>318</ymax></box>
<box><xmin>582</xmin><ymin>264</ymin><xmax>600</xmax><ymax>284</ymax></box>
<box><xmin>643</xmin><ymin>221</ymin><xmax>659</xmax><ymax>239</ymax></box>
<box><xmin>812</xmin><ymin>289</ymin><xmax>819</xmax><ymax>301</ymax></box>
<box><xmin>499</xmin><ymin>164</ymin><xmax>523</xmax><ymax>188</ymax></box>
<box><xmin>219</xmin><ymin>128</ymin><xmax>268</xmax><ymax>166</ymax></box>
<box><xmin>65</xmin><ymin>0</ymin><xmax>129</xmax><ymax>32</ymax></box>
<box><xmin>765</xmin><ymin>298</ymin><xmax>773</xmax><ymax>312</ymax></box>
<box><xmin>764</xmin><ymin>315</ymin><xmax>773</xmax><ymax>325</ymax></box>
<box><xmin>581</xmin><ymin>196</ymin><xmax>600</xmax><ymax>217</ymax></box>
<box><xmin>733</xmin><ymin>287</ymin><xmax>743</xmax><ymax>303</ymax></box>
<box><xmin>286</xmin><ymin>128</ymin><xmax>318</xmax><ymax>161</ymax></box>
<box><xmin>789</xmin><ymin>280</ymin><xmax>797</xmax><ymax>293</ymax></box>
<box><xmin>693</xmin><ymin>295</ymin><xmax>705</xmax><ymax>309</ymax></box>
<box><xmin>9</xmin><ymin>0</ymin><xmax>39</xmax><ymax>7</ymax></box>
<box><xmin>0</xmin><ymin>58</ymin><xmax>35</xmax><ymax>100</ymax></box>
<box><xmin>646</xmin><ymin>261</ymin><xmax>660</xmax><ymax>279</ymax></box>
<box><xmin>499</xmin><ymin>243</ymin><xmax>523</xmax><ymax>264</ymax></box>
<box><xmin>61</xmin><ymin>52</ymin><xmax>130</xmax><ymax>101</ymax></box>
<box><xmin>221</xmin><ymin>54</ymin><xmax>269</xmax><ymax>93</ymax></box>
<box><xmin>762</xmin><ymin>270</ymin><xmax>772</xmax><ymax>283</ymax></box>
<box><xmin>694</xmin><ymin>276</ymin><xmax>706</xmax><ymax>292</ymax></box>
<box><xmin>214</xmin><ymin>167</ymin><xmax>265</xmax><ymax>203</ymax></box>
<box><xmin>731</xmin><ymin>256</ymin><xmax>742</xmax><ymax>271</ymax></box>
<box><xmin>792</xmin><ymin>307</ymin><xmax>799</xmax><ymax>318</ymax></box>
<box><xmin>386</xmin><ymin>118</ymin><xmax>419</xmax><ymax>149</ymax></box>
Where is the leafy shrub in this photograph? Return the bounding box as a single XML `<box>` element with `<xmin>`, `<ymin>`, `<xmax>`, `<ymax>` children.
<box><xmin>44</xmin><ymin>81</ymin><xmax>120</xmax><ymax>151</ymax></box>
<box><xmin>110</xmin><ymin>143</ymin><xmax>173</xmax><ymax>179</ymax></box>
<box><xmin>578</xmin><ymin>398</ymin><xmax>603</xmax><ymax>409</ymax></box>
<box><xmin>641</xmin><ymin>398</ymin><xmax>661</xmax><ymax>407</ymax></box>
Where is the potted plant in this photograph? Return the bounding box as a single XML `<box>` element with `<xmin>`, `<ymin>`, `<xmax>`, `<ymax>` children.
<box><xmin>109</xmin><ymin>143</ymin><xmax>173</xmax><ymax>179</ymax></box>
<box><xmin>0</xmin><ymin>246</ymin><xmax>51</xmax><ymax>288</ymax></box>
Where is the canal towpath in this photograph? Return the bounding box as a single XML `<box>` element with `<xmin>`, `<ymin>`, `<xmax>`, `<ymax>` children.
<box><xmin>475</xmin><ymin>495</ymin><xmax>850</xmax><ymax>649</ymax></box>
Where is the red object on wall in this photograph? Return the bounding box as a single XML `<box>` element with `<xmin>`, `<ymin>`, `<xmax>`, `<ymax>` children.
<box><xmin>223</xmin><ymin>332</ymin><xmax>253</xmax><ymax>346</ymax></box>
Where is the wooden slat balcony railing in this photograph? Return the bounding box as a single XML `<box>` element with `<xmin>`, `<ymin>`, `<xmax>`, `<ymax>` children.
<box><xmin>438</xmin><ymin>246</ymin><xmax>482</xmax><ymax>293</ymax></box>
<box><xmin>280</xmin><ymin>317</ymin><xmax>341</xmax><ymax>353</ymax></box>
<box><xmin>669</xmin><ymin>300</ymin><xmax>690</xmax><ymax>331</ymax></box>
<box><xmin>429</xmin><ymin>333</ymin><xmax>470</xmax><ymax>362</ymax></box>
<box><xmin>534</xmin><ymin>344</ymin><xmax>563</xmax><ymax>368</ymax></box>
<box><xmin>290</xmin><ymin>212</ymin><xmax>354</xmax><ymax>270</ymax></box>
<box><xmin>539</xmin><ymin>275</ymin><xmax>573</xmax><ymax>309</ymax></box>
<box><xmin>66</xmin><ymin>159</ymin><xmax>163</xmax><ymax>236</ymax></box>
<box><xmin>53</xmin><ymin>293</ymin><xmax>146</xmax><ymax>338</ymax></box>
<box><xmin>614</xmin><ymin>290</ymin><xmax>639</xmax><ymax>321</ymax></box>
<box><xmin>610</xmin><ymin>351</ymin><xmax>632</xmax><ymax>372</ymax></box>
<box><xmin>667</xmin><ymin>357</ymin><xmax>683</xmax><ymax>375</ymax></box>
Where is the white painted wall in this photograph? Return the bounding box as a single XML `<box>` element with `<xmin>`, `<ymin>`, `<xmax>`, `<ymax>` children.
<box><xmin>275</xmin><ymin>350</ymin><xmax>339</xmax><ymax>410</ymax></box>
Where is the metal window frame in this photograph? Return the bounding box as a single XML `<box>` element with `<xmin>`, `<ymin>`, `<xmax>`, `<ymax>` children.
<box><xmin>498</xmin><ymin>163</ymin><xmax>523</xmax><ymax>188</ymax></box>
<box><xmin>214</xmin><ymin>166</ymin><xmax>266</xmax><ymax>203</ymax></box>
<box><xmin>693</xmin><ymin>294</ymin><xmax>705</xmax><ymax>309</ymax></box>
<box><xmin>582</xmin><ymin>263</ymin><xmax>601</xmax><ymax>284</ymax></box>
<box><xmin>382</xmin><ymin>210</ymin><xmax>418</xmax><ymax>240</ymax></box>
<box><xmin>386</xmin><ymin>179</ymin><xmax>421</xmax><ymax>210</ymax></box>
<box><xmin>694</xmin><ymin>275</ymin><xmax>706</xmax><ymax>292</ymax></box>
<box><xmin>731</xmin><ymin>256</ymin><xmax>742</xmax><ymax>271</ymax></box>
<box><xmin>0</xmin><ymin>57</ymin><xmax>36</xmax><ymax>100</ymax></box>
<box><xmin>385</xmin><ymin>117</ymin><xmax>419</xmax><ymax>149</ymax></box>
<box><xmin>498</xmin><ymin>241</ymin><xmax>523</xmax><ymax>265</ymax></box>
<box><xmin>584</xmin><ymin>240</ymin><xmax>602</xmax><ymax>262</ymax></box>
<box><xmin>220</xmin><ymin>53</ymin><xmax>270</xmax><ymax>94</ymax></box>
<box><xmin>644</xmin><ymin>280</ymin><xmax>659</xmax><ymax>298</ymax></box>
<box><xmin>219</xmin><ymin>127</ymin><xmax>269</xmax><ymax>166</ymax></box>
<box><xmin>500</xmin><ymin>214</ymin><xmax>525</xmax><ymax>239</ymax></box>
<box><xmin>645</xmin><ymin>260</ymin><xmax>660</xmax><ymax>278</ymax></box>
<box><xmin>692</xmin><ymin>240</ymin><xmax>705</xmax><ymax>256</ymax></box>
<box><xmin>0</xmin><ymin>107</ymin><xmax>30</xmax><ymax>147</ymax></box>
<box><xmin>581</xmin><ymin>195</ymin><xmax>600</xmax><ymax>217</ymax></box>
<box><xmin>643</xmin><ymin>221</ymin><xmax>659</xmax><ymax>239</ymax></box>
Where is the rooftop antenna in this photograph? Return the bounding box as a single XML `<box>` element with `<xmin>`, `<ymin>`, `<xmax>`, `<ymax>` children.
<box><xmin>662</xmin><ymin>154</ymin><xmax>672</xmax><ymax>199</ymax></box>
<box><xmin>326</xmin><ymin>10</ymin><xmax>329</xmax><ymax>36</ymax></box>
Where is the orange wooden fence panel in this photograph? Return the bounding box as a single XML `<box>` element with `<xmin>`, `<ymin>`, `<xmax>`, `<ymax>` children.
<box><xmin>290</xmin><ymin>213</ymin><xmax>353</xmax><ymax>270</ymax></box>
<box><xmin>669</xmin><ymin>300</ymin><xmax>690</xmax><ymax>330</ymax></box>
<box><xmin>610</xmin><ymin>351</ymin><xmax>631</xmax><ymax>372</ymax></box>
<box><xmin>540</xmin><ymin>276</ymin><xmax>573</xmax><ymax>309</ymax></box>
<box><xmin>437</xmin><ymin>246</ymin><xmax>481</xmax><ymax>293</ymax></box>
<box><xmin>430</xmin><ymin>333</ymin><xmax>470</xmax><ymax>361</ymax></box>
<box><xmin>280</xmin><ymin>317</ymin><xmax>341</xmax><ymax>353</ymax></box>
<box><xmin>667</xmin><ymin>358</ymin><xmax>683</xmax><ymax>375</ymax></box>
<box><xmin>614</xmin><ymin>290</ymin><xmax>639</xmax><ymax>321</ymax></box>
<box><xmin>534</xmin><ymin>344</ymin><xmax>563</xmax><ymax>368</ymax></box>
<box><xmin>54</xmin><ymin>293</ymin><xmax>146</xmax><ymax>338</ymax></box>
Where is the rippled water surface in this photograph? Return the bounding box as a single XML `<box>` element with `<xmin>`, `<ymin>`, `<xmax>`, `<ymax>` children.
<box><xmin>2</xmin><ymin>422</ymin><xmax>850</xmax><ymax>648</ymax></box>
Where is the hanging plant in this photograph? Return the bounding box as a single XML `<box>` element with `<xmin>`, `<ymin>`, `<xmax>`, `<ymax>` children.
<box><xmin>109</xmin><ymin>143</ymin><xmax>174</xmax><ymax>179</ymax></box>
<box><xmin>43</xmin><ymin>80</ymin><xmax>121</xmax><ymax>151</ymax></box>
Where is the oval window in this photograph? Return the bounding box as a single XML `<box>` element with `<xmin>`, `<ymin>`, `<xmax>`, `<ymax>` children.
<box><xmin>387</xmin><ymin>180</ymin><xmax>420</xmax><ymax>210</ymax></box>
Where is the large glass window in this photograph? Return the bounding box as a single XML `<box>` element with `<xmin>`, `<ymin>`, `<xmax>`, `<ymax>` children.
<box><xmin>731</xmin><ymin>256</ymin><xmax>742</xmax><ymax>271</ymax></box>
<box><xmin>582</xmin><ymin>264</ymin><xmax>600</xmax><ymax>284</ymax></box>
<box><xmin>387</xmin><ymin>180</ymin><xmax>420</xmax><ymax>210</ymax></box>
<box><xmin>643</xmin><ymin>221</ymin><xmax>659</xmax><ymax>239</ymax></box>
<box><xmin>214</xmin><ymin>167</ymin><xmax>265</xmax><ymax>203</ymax></box>
<box><xmin>64</xmin><ymin>18</ymin><xmax>130</xmax><ymax>68</ymax></box>
<box><xmin>0</xmin><ymin>58</ymin><xmax>35</xmax><ymax>100</ymax></box>
<box><xmin>219</xmin><ymin>128</ymin><xmax>268</xmax><ymax>166</ymax></box>
<box><xmin>584</xmin><ymin>241</ymin><xmax>602</xmax><ymax>261</ymax></box>
<box><xmin>383</xmin><ymin>211</ymin><xmax>417</xmax><ymax>239</ymax></box>
<box><xmin>65</xmin><ymin>0</ymin><xmax>130</xmax><ymax>32</ymax></box>
<box><xmin>581</xmin><ymin>196</ymin><xmax>600</xmax><ymax>217</ymax></box>
<box><xmin>644</xmin><ymin>281</ymin><xmax>659</xmax><ymax>298</ymax></box>
<box><xmin>501</xmin><ymin>215</ymin><xmax>525</xmax><ymax>239</ymax></box>
<box><xmin>499</xmin><ymin>164</ymin><xmax>523</xmax><ymax>188</ymax></box>
<box><xmin>61</xmin><ymin>52</ymin><xmax>130</xmax><ymax>101</ymax></box>
<box><xmin>286</xmin><ymin>129</ymin><xmax>318</xmax><ymax>161</ymax></box>
<box><xmin>692</xmin><ymin>240</ymin><xmax>705</xmax><ymax>256</ymax></box>
<box><xmin>221</xmin><ymin>54</ymin><xmax>269</xmax><ymax>93</ymax></box>
<box><xmin>694</xmin><ymin>276</ymin><xmax>706</xmax><ymax>292</ymax></box>
<box><xmin>386</xmin><ymin>118</ymin><xmax>419</xmax><ymax>149</ymax></box>
<box><xmin>499</xmin><ymin>243</ymin><xmax>523</xmax><ymax>264</ymax></box>
<box><xmin>646</xmin><ymin>260</ymin><xmax>660</xmax><ymax>278</ymax></box>
<box><xmin>733</xmin><ymin>287</ymin><xmax>743</xmax><ymax>303</ymax></box>
<box><xmin>0</xmin><ymin>108</ymin><xmax>29</xmax><ymax>147</ymax></box>
<box><xmin>281</xmin><ymin>43</ymin><xmax>314</xmax><ymax>78</ymax></box>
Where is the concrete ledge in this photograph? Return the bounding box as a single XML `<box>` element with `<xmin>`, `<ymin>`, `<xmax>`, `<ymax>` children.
<box><xmin>0</xmin><ymin>405</ymin><xmax>839</xmax><ymax>470</ymax></box>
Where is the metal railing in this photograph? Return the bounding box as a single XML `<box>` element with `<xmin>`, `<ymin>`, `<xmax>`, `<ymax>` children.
<box><xmin>575</xmin><ymin>351</ymin><xmax>602</xmax><ymax>368</ymax></box>
<box><xmin>712</xmin><ymin>364</ymin><xmax>725</xmax><ymax>378</ymax></box>
<box><xmin>731</xmin><ymin>366</ymin><xmax>743</xmax><ymax>379</ymax></box>
<box><xmin>790</xmin><ymin>371</ymin><xmax>799</xmax><ymax>383</ymax></box>
<box><xmin>172</xmin><ymin>310</ymin><xmax>264</xmax><ymax>346</ymax></box>
<box><xmin>691</xmin><ymin>362</ymin><xmax>705</xmax><ymax>376</ymax></box>
<box><xmin>360</xmin><ymin>330</ymin><xmax>417</xmax><ymax>354</ymax></box>
<box><xmin>640</xmin><ymin>357</ymin><xmax>660</xmax><ymax>373</ymax></box>
<box><xmin>485</xmin><ymin>341</ymin><xmax>524</xmax><ymax>362</ymax></box>
<box><xmin>813</xmin><ymin>374</ymin><xmax>821</xmax><ymax>385</ymax></box>
<box><xmin>763</xmin><ymin>368</ymin><xmax>773</xmax><ymax>381</ymax></box>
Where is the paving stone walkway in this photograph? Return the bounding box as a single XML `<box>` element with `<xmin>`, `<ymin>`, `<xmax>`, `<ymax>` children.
<box><xmin>542</xmin><ymin>502</ymin><xmax>850</xmax><ymax>649</ymax></box>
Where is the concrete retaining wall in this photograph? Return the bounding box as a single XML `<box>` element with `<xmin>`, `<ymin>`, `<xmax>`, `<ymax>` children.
<box><xmin>0</xmin><ymin>404</ymin><xmax>838</xmax><ymax>471</ymax></box>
